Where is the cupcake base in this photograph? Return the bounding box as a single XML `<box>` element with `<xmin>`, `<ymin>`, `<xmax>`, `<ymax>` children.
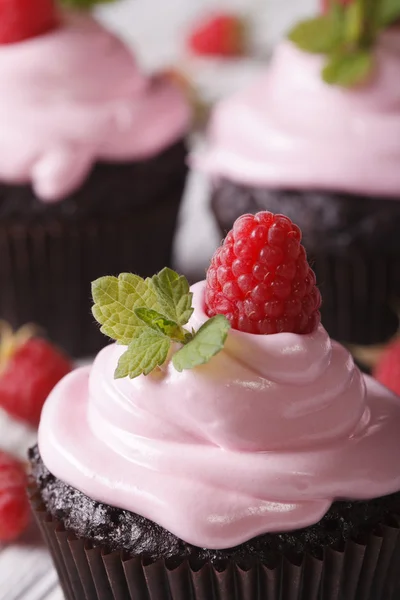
<box><xmin>29</xmin><ymin>487</ymin><xmax>400</xmax><ymax>600</ymax></box>
<box><xmin>29</xmin><ymin>446</ymin><xmax>400</xmax><ymax>599</ymax></box>
<box><xmin>211</xmin><ymin>180</ymin><xmax>400</xmax><ymax>346</ymax></box>
<box><xmin>0</xmin><ymin>140</ymin><xmax>187</xmax><ymax>357</ymax></box>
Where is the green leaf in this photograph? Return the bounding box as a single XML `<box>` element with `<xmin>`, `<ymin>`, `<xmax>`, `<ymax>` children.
<box><xmin>115</xmin><ymin>328</ymin><xmax>170</xmax><ymax>379</ymax></box>
<box><xmin>356</xmin><ymin>0</ymin><xmax>381</xmax><ymax>47</ymax></box>
<box><xmin>150</xmin><ymin>268</ymin><xmax>193</xmax><ymax>326</ymax></box>
<box><xmin>379</xmin><ymin>0</ymin><xmax>400</xmax><ymax>26</ymax></box>
<box><xmin>344</xmin><ymin>1</ymin><xmax>364</xmax><ymax>44</ymax></box>
<box><xmin>288</xmin><ymin>15</ymin><xmax>343</xmax><ymax>54</ymax></box>
<box><xmin>322</xmin><ymin>50</ymin><xmax>374</xmax><ymax>87</ymax></box>
<box><xmin>91</xmin><ymin>274</ymin><xmax>163</xmax><ymax>345</ymax></box>
<box><xmin>288</xmin><ymin>0</ymin><xmax>387</xmax><ymax>91</ymax></box>
<box><xmin>172</xmin><ymin>315</ymin><xmax>231</xmax><ymax>372</ymax></box>
<box><xmin>134</xmin><ymin>308</ymin><xmax>188</xmax><ymax>342</ymax></box>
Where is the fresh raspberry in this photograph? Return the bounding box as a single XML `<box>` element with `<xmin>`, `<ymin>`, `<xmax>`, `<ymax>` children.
<box><xmin>0</xmin><ymin>0</ymin><xmax>59</xmax><ymax>45</ymax></box>
<box><xmin>205</xmin><ymin>212</ymin><xmax>321</xmax><ymax>335</ymax></box>
<box><xmin>0</xmin><ymin>329</ymin><xmax>72</xmax><ymax>427</ymax></box>
<box><xmin>188</xmin><ymin>13</ymin><xmax>246</xmax><ymax>57</ymax></box>
<box><xmin>0</xmin><ymin>451</ymin><xmax>30</xmax><ymax>542</ymax></box>
<box><xmin>373</xmin><ymin>340</ymin><xmax>400</xmax><ymax>397</ymax></box>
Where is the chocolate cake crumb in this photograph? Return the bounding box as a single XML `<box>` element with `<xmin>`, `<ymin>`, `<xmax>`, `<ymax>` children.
<box><xmin>29</xmin><ymin>445</ymin><xmax>400</xmax><ymax>567</ymax></box>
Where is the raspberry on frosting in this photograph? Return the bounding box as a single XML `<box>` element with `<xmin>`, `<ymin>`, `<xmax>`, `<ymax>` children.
<box><xmin>205</xmin><ymin>212</ymin><xmax>322</xmax><ymax>335</ymax></box>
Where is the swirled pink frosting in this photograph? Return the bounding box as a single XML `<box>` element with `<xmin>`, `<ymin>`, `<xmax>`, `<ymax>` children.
<box><xmin>38</xmin><ymin>281</ymin><xmax>400</xmax><ymax>549</ymax></box>
<box><xmin>0</xmin><ymin>12</ymin><xmax>190</xmax><ymax>202</ymax></box>
<box><xmin>196</xmin><ymin>29</ymin><xmax>400</xmax><ymax>197</ymax></box>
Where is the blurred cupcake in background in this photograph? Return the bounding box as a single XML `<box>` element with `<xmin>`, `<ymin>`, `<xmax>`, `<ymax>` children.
<box><xmin>0</xmin><ymin>0</ymin><xmax>191</xmax><ymax>357</ymax></box>
<box><xmin>195</xmin><ymin>0</ymin><xmax>400</xmax><ymax>350</ymax></box>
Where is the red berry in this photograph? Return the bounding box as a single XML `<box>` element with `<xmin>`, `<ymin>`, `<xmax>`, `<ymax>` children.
<box><xmin>0</xmin><ymin>452</ymin><xmax>30</xmax><ymax>542</ymax></box>
<box><xmin>205</xmin><ymin>212</ymin><xmax>321</xmax><ymax>335</ymax></box>
<box><xmin>0</xmin><ymin>0</ymin><xmax>59</xmax><ymax>45</ymax></box>
<box><xmin>0</xmin><ymin>331</ymin><xmax>72</xmax><ymax>427</ymax></box>
<box><xmin>373</xmin><ymin>340</ymin><xmax>400</xmax><ymax>397</ymax></box>
<box><xmin>188</xmin><ymin>13</ymin><xmax>246</xmax><ymax>57</ymax></box>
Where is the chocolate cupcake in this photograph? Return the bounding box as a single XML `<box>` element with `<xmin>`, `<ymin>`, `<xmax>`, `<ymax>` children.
<box><xmin>0</xmin><ymin>2</ymin><xmax>191</xmax><ymax>357</ymax></box>
<box><xmin>29</xmin><ymin>212</ymin><xmax>400</xmax><ymax>599</ymax></box>
<box><xmin>195</xmin><ymin>5</ymin><xmax>400</xmax><ymax>347</ymax></box>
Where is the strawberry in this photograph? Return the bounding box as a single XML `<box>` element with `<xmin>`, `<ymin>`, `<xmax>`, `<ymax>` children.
<box><xmin>0</xmin><ymin>0</ymin><xmax>59</xmax><ymax>45</ymax></box>
<box><xmin>188</xmin><ymin>13</ymin><xmax>246</xmax><ymax>57</ymax></box>
<box><xmin>0</xmin><ymin>451</ymin><xmax>30</xmax><ymax>542</ymax></box>
<box><xmin>205</xmin><ymin>212</ymin><xmax>321</xmax><ymax>335</ymax></box>
<box><xmin>0</xmin><ymin>325</ymin><xmax>72</xmax><ymax>428</ymax></box>
<box><xmin>373</xmin><ymin>339</ymin><xmax>400</xmax><ymax>397</ymax></box>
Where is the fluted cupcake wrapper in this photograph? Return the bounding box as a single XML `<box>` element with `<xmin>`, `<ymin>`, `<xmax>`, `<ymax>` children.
<box><xmin>312</xmin><ymin>253</ymin><xmax>400</xmax><ymax>347</ymax></box>
<box><xmin>29</xmin><ymin>488</ymin><xmax>400</xmax><ymax>600</ymax></box>
<box><xmin>0</xmin><ymin>140</ymin><xmax>187</xmax><ymax>358</ymax></box>
<box><xmin>0</xmin><ymin>209</ymin><xmax>180</xmax><ymax>357</ymax></box>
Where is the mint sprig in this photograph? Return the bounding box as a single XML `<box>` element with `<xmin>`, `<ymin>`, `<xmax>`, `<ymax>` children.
<box><xmin>92</xmin><ymin>268</ymin><xmax>231</xmax><ymax>379</ymax></box>
<box><xmin>289</xmin><ymin>0</ymin><xmax>400</xmax><ymax>87</ymax></box>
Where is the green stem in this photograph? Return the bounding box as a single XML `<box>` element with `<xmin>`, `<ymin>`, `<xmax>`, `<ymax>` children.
<box><xmin>170</xmin><ymin>326</ymin><xmax>191</xmax><ymax>344</ymax></box>
<box><xmin>358</xmin><ymin>0</ymin><xmax>381</xmax><ymax>47</ymax></box>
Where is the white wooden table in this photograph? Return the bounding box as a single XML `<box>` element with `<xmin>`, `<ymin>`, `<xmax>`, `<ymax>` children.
<box><xmin>0</xmin><ymin>1</ymin><xmax>316</xmax><ymax>597</ymax></box>
<box><xmin>0</xmin><ymin>415</ymin><xmax>62</xmax><ymax>600</ymax></box>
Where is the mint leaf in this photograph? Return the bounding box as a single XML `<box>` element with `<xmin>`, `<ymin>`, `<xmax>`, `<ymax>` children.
<box><xmin>150</xmin><ymin>268</ymin><xmax>193</xmax><ymax>326</ymax></box>
<box><xmin>288</xmin><ymin>0</ymin><xmax>385</xmax><ymax>89</ymax></box>
<box><xmin>92</xmin><ymin>274</ymin><xmax>163</xmax><ymax>345</ymax></box>
<box><xmin>92</xmin><ymin>269</ymin><xmax>230</xmax><ymax>379</ymax></box>
<box><xmin>288</xmin><ymin>15</ymin><xmax>343</xmax><ymax>54</ymax></box>
<box><xmin>172</xmin><ymin>315</ymin><xmax>230</xmax><ymax>372</ymax></box>
<box><xmin>115</xmin><ymin>328</ymin><xmax>170</xmax><ymax>379</ymax></box>
<box><xmin>322</xmin><ymin>50</ymin><xmax>374</xmax><ymax>87</ymax></box>
<box><xmin>379</xmin><ymin>0</ymin><xmax>400</xmax><ymax>26</ymax></box>
<box><xmin>134</xmin><ymin>308</ymin><xmax>188</xmax><ymax>342</ymax></box>
<box><xmin>345</xmin><ymin>1</ymin><xmax>364</xmax><ymax>44</ymax></box>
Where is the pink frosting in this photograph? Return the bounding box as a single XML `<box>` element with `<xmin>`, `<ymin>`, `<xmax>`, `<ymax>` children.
<box><xmin>38</xmin><ymin>281</ymin><xmax>400</xmax><ymax>549</ymax></box>
<box><xmin>0</xmin><ymin>13</ymin><xmax>190</xmax><ymax>201</ymax></box>
<box><xmin>196</xmin><ymin>30</ymin><xmax>400</xmax><ymax>197</ymax></box>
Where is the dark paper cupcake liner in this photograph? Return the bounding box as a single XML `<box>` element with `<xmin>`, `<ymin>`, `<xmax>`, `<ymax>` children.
<box><xmin>210</xmin><ymin>180</ymin><xmax>400</xmax><ymax>346</ymax></box>
<box><xmin>311</xmin><ymin>253</ymin><xmax>399</xmax><ymax>347</ymax></box>
<box><xmin>0</xmin><ymin>142</ymin><xmax>187</xmax><ymax>357</ymax></box>
<box><xmin>29</xmin><ymin>489</ymin><xmax>400</xmax><ymax>600</ymax></box>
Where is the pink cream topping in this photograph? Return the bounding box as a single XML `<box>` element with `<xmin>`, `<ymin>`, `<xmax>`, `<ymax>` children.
<box><xmin>196</xmin><ymin>30</ymin><xmax>400</xmax><ymax>197</ymax></box>
<box><xmin>0</xmin><ymin>13</ymin><xmax>190</xmax><ymax>202</ymax></box>
<box><xmin>38</xmin><ymin>281</ymin><xmax>400</xmax><ymax>549</ymax></box>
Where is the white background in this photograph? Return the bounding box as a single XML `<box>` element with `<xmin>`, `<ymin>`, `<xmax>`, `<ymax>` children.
<box><xmin>97</xmin><ymin>0</ymin><xmax>316</xmax><ymax>70</ymax></box>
